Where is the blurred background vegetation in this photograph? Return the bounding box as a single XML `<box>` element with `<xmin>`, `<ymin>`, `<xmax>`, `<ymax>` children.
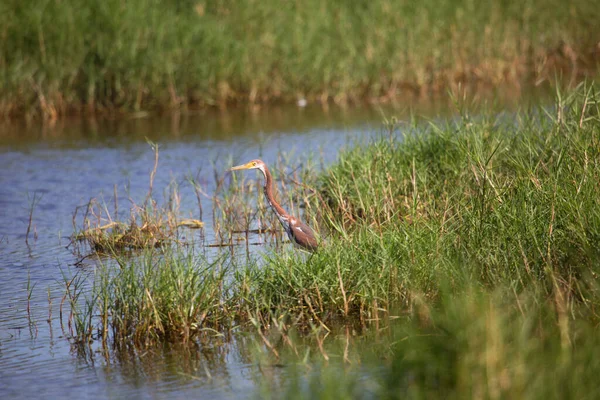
<box><xmin>1</xmin><ymin>0</ymin><xmax>599</xmax><ymax>119</ymax></box>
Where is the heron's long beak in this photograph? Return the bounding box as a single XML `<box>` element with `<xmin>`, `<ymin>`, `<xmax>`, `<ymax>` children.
<box><xmin>229</xmin><ymin>162</ymin><xmax>255</xmax><ymax>171</ymax></box>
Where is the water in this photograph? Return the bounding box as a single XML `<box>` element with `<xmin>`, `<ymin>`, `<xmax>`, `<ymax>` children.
<box><xmin>0</xmin><ymin>91</ymin><xmax>548</xmax><ymax>398</ymax></box>
<box><xmin>0</xmin><ymin>103</ymin><xmax>409</xmax><ymax>399</ymax></box>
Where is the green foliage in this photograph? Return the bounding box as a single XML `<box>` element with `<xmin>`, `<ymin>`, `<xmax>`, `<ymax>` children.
<box><xmin>319</xmin><ymin>82</ymin><xmax>600</xmax><ymax>289</ymax></box>
<box><xmin>1</xmin><ymin>0</ymin><xmax>599</xmax><ymax>117</ymax></box>
<box><xmin>66</xmin><ymin>248</ymin><xmax>229</xmax><ymax>346</ymax></box>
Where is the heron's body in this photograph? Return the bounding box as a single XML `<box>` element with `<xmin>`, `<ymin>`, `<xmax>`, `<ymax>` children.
<box><xmin>230</xmin><ymin>159</ymin><xmax>318</xmax><ymax>251</ymax></box>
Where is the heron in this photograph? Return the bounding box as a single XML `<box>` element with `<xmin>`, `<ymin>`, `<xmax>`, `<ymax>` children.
<box><xmin>229</xmin><ymin>159</ymin><xmax>318</xmax><ymax>251</ymax></box>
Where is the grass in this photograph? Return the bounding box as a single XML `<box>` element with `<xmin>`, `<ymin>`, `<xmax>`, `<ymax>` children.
<box><xmin>64</xmin><ymin>248</ymin><xmax>229</xmax><ymax>346</ymax></box>
<box><xmin>231</xmin><ymin>83</ymin><xmax>600</xmax><ymax>328</ymax></box>
<box><xmin>2</xmin><ymin>0</ymin><xmax>600</xmax><ymax>119</ymax></box>
<box><xmin>62</xmin><ymin>83</ymin><xmax>600</xmax><ymax>396</ymax></box>
<box><xmin>260</xmin><ymin>285</ymin><xmax>600</xmax><ymax>399</ymax></box>
<box><xmin>70</xmin><ymin>141</ymin><xmax>203</xmax><ymax>257</ymax></box>
<box><xmin>248</xmin><ymin>82</ymin><xmax>600</xmax><ymax>397</ymax></box>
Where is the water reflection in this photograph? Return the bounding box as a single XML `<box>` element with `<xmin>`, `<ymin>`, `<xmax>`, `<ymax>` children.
<box><xmin>0</xmin><ymin>104</ymin><xmax>392</xmax><ymax>148</ymax></box>
<box><xmin>99</xmin><ymin>338</ymin><xmax>246</xmax><ymax>396</ymax></box>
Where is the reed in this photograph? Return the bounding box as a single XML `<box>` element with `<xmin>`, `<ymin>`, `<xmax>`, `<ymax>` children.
<box><xmin>2</xmin><ymin>0</ymin><xmax>599</xmax><ymax>119</ymax></box>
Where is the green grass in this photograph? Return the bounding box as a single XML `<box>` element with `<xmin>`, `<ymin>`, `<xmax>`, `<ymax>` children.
<box><xmin>260</xmin><ymin>286</ymin><xmax>600</xmax><ymax>399</ymax></box>
<box><xmin>64</xmin><ymin>248</ymin><xmax>229</xmax><ymax>346</ymax></box>
<box><xmin>68</xmin><ymin>83</ymin><xmax>599</xmax><ymax>332</ymax></box>
<box><xmin>2</xmin><ymin>0</ymin><xmax>600</xmax><ymax>118</ymax></box>
<box><xmin>63</xmin><ymin>84</ymin><xmax>600</xmax><ymax>397</ymax></box>
<box><xmin>232</xmin><ymin>83</ymin><xmax>600</xmax><ymax>326</ymax></box>
<box><xmin>248</xmin><ymin>82</ymin><xmax>600</xmax><ymax>398</ymax></box>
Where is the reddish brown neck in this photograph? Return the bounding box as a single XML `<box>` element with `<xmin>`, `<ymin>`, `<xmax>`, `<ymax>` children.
<box><xmin>261</xmin><ymin>166</ymin><xmax>289</xmax><ymax>219</ymax></box>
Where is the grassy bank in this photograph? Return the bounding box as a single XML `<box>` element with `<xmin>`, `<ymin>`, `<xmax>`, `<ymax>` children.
<box><xmin>66</xmin><ymin>83</ymin><xmax>600</xmax><ymax>337</ymax></box>
<box><xmin>253</xmin><ymin>83</ymin><xmax>600</xmax><ymax>398</ymax></box>
<box><xmin>2</xmin><ymin>0</ymin><xmax>600</xmax><ymax>119</ymax></box>
<box><xmin>237</xmin><ymin>83</ymin><xmax>600</xmax><ymax>323</ymax></box>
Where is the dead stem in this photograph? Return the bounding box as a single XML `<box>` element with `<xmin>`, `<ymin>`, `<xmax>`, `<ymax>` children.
<box><xmin>25</xmin><ymin>192</ymin><xmax>42</xmax><ymax>245</ymax></box>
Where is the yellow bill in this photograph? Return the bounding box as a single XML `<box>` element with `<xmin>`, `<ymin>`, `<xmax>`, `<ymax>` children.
<box><xmin>229</xmin><ymin>160</ymin><xmax>260</xmax><ymax>171</ymax></box>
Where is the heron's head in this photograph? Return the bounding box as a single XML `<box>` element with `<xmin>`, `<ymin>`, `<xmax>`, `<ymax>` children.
<box><xmin>229</xmin><ymin>159</ymin><xmax>266</xmax><ymax>174</ymax></box>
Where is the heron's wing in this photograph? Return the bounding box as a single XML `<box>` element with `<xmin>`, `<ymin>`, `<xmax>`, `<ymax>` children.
<box><xmin>289</xmin><ymin>218</ymin><xmax>318</xmax><ymax>251</ymax></box>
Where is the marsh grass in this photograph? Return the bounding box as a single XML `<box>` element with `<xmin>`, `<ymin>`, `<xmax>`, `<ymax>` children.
<box><xmin>64</xmin><ymin>83</ymin><xmax>600</xmax><ymax>398</ymax></box>
<box><xmin>231</xmin><ymin>82</ymin><xmax>600</xmax><ymax>334</ymax></box>
<box><xmin>244</xmin><ymin>83</ymin><xmax>600</xmax><ymax>398</ymax></box>
<box><xmin>63</xmin><ymin>247</ymin><xmax>230</xmax><ymax>348</ymax></box>
<box><xmin>2</xmin><ymin>0</ymin><xmax>600</xmax><ymax>119</ymax></box>
<box><xmin>65</xmin><ymin>147</ymin><xmax>324</xmax><ymax>349</ymax></box>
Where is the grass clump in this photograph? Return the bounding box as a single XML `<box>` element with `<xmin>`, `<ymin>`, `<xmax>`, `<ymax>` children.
<box><xmin>65</xmin><ymin>248</ymin><xmax>229</xmax><ymax>347</ymax></box>
<box><xmin>71</xmin><ymin>141</ymin><xmax>203</xmax><ymax>257</ymax></box>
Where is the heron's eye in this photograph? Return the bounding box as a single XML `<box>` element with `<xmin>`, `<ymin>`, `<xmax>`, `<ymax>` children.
<box><xmin>252</xmin><ymin>162</ymin><xmax>256</xmax><ymax>166</ymax></box>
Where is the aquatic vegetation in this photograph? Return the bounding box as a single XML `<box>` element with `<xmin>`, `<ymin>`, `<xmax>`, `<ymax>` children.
<box><xmin>61</xmin><ymin>84</ymin><xmax>600</xmax><ymax>398</ymax></box>
<box><xmin>2</xmin><ymin>0</ymin><xmax>599</xmax><ymax>119</ymax></box>
<box><xmin>64</xmin><ymin>248</ymin><xmax>229</xmax><ymax>346</ymax></box>
<box><xmin>252</xmin><ymin>84</ymin><xmax>600</xmax><ymax>398</ymax></box>
<box><xmin>70</xmin><ymin>142</ymin><xmax>203</xmax><ymax>256</ymax></box>
<box><xmin>233</xmin><ymin>83</ymin><xmax>600</xmax><ymax>327</ymax></box>
<box><xmin>71</xmin><ymin>140</ymin><xmax>320</xmax><ymax>258</ymax></box>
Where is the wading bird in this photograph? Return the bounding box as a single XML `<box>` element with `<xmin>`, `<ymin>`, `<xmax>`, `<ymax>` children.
<box><xmin>229</xmin><ymin>159</ymin><xmax>318</xmax><ymax>251</ymax></box>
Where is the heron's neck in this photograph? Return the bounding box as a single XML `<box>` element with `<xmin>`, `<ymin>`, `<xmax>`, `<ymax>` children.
<box><xmin>261</xmin><ymin>166</ymin><xmax>289</xmax><ymax>220</ymax></box>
